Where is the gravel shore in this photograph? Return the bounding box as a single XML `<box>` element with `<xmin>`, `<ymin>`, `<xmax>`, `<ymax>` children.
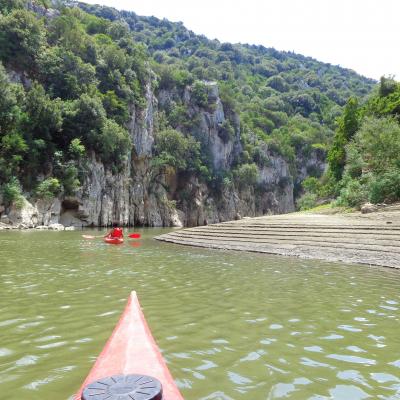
<box><xmin>155</xmin><ymin>207</ymin><xmax>400</xmax><ymax>268</ymax></box>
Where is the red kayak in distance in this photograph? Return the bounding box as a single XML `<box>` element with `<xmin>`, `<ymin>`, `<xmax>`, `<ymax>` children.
<box><xmin>74</xmin><ymin>291</ymin><xmax>184</xmax><ymax>400</ymax></box>
<box><xmin>103</xmin><ymin>237</ymin><xmax>124</xmax><ymax>245</ymax></box>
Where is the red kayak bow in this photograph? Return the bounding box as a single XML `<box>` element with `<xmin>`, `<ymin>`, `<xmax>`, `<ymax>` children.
<box><xmin>75</xmin><ymin>291</ymin><xmax>183</xmax><ymax>400</ymax></box>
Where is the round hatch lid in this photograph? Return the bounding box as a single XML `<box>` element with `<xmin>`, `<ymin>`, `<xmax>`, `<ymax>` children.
<box><xmin>82</xmin><ymin>374</ymin><xmax>162</xmax><ymax>400</ymax></box>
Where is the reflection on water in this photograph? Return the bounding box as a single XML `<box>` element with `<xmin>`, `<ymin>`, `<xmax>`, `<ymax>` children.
<box><xmin>0</xmin><ymin>229</ymin><xmax>400</xmax><ymax>399</ymax></box>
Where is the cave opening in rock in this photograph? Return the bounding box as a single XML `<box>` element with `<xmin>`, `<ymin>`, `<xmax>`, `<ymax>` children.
<box><xmin>60</xmin><ymin>199</ymin><xmax>87</xmax><ymax>227</ymax></box>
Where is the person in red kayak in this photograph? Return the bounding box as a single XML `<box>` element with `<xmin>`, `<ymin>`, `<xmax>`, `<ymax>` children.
<box><xmin>105</xmin><ymin>227</ymin><xmax>123</xmax><ymax>239</ymax></box>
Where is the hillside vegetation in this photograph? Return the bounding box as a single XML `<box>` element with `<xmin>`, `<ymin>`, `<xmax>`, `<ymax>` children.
<box><xmin>298</xmin><ymin>77</ymin><xmax>400</xmax><ymax>210</ymax></box>
<box><xmin>0</xmin><ymin>0</ymin><xmax>376</xmax><ymax>220</ymax></box>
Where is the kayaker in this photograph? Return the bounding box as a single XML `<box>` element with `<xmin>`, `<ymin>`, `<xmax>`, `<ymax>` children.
<box><xmin>105</xmin><ymin>227</ymin><xmax>123</xmax><ymax>239</ymax></box>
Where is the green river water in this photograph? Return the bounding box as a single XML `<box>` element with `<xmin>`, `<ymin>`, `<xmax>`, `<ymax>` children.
<box><xmin>0</xmin><ymin>229</ymin><xmax>400</xmax><ymax>400</ymax></box>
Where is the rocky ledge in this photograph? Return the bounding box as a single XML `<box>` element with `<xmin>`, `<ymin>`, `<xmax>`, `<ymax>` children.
<box><xmin>155</xmin><ymin>207</ymin><xmax>400</xmax><ymax>269</ymax></box>
<box><xmin>0</xmin><ymin>222</ymin><xmax>74</xmax><ymax>231</ymax></box>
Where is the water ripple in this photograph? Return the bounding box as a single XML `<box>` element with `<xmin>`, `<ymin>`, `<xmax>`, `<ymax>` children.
<box><xmin>1</xmin><ymin>229</ymin><xmax>400</xmax><ymax>399</ymax></box>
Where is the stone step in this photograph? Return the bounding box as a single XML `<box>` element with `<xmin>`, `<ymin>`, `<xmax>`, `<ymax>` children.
<box><xmin>165</xmin><ymin>232</ymin><xmax>400</xmax><ymax>255</ymax></box>
<box><xmin>157</xmin><ymin>234</ymin><xmax>400</xmax><ymax>268</ymax></box>
<box><xmin>155</xmin><ymin>212</ymin><xmax>400</xmax><ymax>268</ymax></box>
<box><xmin>183</xmin><ymin>227</ymin><xmax>400</xmax><ymax>240</ymax></box>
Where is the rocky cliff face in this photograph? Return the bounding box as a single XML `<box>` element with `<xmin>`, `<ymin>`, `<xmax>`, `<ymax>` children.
<box><xmin>0</xmin><ymin>79</ymin><xmax>304</xmax><ymax>229</ymax></box>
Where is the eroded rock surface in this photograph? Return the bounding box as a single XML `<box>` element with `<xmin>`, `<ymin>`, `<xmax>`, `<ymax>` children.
<box><xmin>0</xmin><ymin>80</ymin><xmax>315</xmax><ymax>228</ymax></box>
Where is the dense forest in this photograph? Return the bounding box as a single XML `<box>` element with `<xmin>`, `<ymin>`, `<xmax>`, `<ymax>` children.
<box><xmin>299</xmin><ymin>76</ymin><xmax>400</xmax><ymax>210</ymax></box>
<box><xmin>0</xmin><ymin>0</ymin><xmax>383</xmax><ymax>227</ymax></box>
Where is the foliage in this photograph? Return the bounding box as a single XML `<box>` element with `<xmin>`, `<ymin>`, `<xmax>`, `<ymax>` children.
<box><xmin>297</xmin><ymin>192</ymin><xmax>317</xmax><ymax>211</ymax></box>
<box><xmin>52</xmin><ymin>151</ymin><xmax>81</xmax><ymax>195</ymax></box>
<box><xmin>348</xmin><ymin>116</ymin><xmax>400</xmax><ymax>174</ymax></box>
<box><xmin>234</xmin><ymin>163</ymin><xmax>259</xmax><ymax>188</ymax></box>
<box><xmin>325</xmin><ymin>78</ymin><xmax>400</xmax><ymax>207</ymax></box>
<box><xmin>38</xmin><ymin>46</ymin><xmax>97</xmax><ymax>99</ymax></box>
<box><xmin>1</xmin><ymin>177</ymin><xmax>24</xmax><ymax>207</ymax></box>
<box><xmin>98</xmin><ymin>119</ymin><xmax>131</xmax><ymax>165</ymax></box>
<box><xmin>0</xmin><ymin>0</ymin><xmax>376</xmax><ymax>209</ymax></box>
<box><xmin>218</xmin><ymin>120</ymin><xmax>235</xmax><ymax>143</ymax></box>
<box><xmin>35</xmin><ymin>177</ymin><xmax>61</xmax><ymax>199</ymax></box>
<box><xmin>302</xmin><ymin>176</ymin><xmax>321</xmax><ymax>195</ymax></box>
<box><xmin>69</xmin><ymin>138</ymin><xmax>85</xmax><ymax>159</ymax></box>
<box><xmin>0</xmin><ymin>0</ymin><xmax>27</xmax><ymax>15</ymax></box>
<box><xmin>335</xmin><ymin>174</ymin><xmax>368</xmax><ymax>208</ymax></box>
<box><xmin>191</xmin><ymin>81</ymin><xmax>209</xmax><ymax>108</ymax></box>
<box><xmin>368</xmin><ymin>169</ymin><xmax>400</xmax><ymax>204</ymax></box>
<box><xmin>153</xmin><ymin>128</ymin><xmax>201</xmax><ymax>173</ymax></box>
<box><xmin>327</xmin><ymin>97</ymin><xmax>359</xmax><ymax>181</ymax></box>
<box><xmin>0</xmin><ymin>9</ymin><xmax>45</xmax><ymax>73</ymax></box>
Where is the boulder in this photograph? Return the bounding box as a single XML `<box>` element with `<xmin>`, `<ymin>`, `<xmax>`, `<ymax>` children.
<box><xmin>170</xmin><ymin>209</ymin><xmax>184</xmax><ymax>228</ymax></box>
<box><xmin>36</xmin><ymin>198</ymin><xmax>61</xmax><ymax>226</ymax></box>
<box><xmin>1</xmin><ymin>215</ymin><xmax>11</xmax><ymax>225</ymax></box>
<box><xmin>8</xmin><ymin>199</ymin><xmax>37</xmax><ymax>226</ymax></box>
<box><xmin>48</xmin><ymin>223</ymin><xmax>64</xmax><ymax>230</ymax></box>
<box><xmin>361</xmin><ymin>202</ymin><xmax>378</xmax><ymax>214</ymax></box>
<box><xmin>16</xmin><ymin>223</ymin><xmax>29</xmax><ymax>229</ymax></box>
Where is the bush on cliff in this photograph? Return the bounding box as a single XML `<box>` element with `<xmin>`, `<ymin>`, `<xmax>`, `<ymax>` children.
<box><xmin>35</xmin><ymin>177</ymin><xmax>61</xmax><ymax>199</ymax></box>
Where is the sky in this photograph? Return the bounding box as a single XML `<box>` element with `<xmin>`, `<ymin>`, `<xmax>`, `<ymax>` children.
<box><xmin>82</xmin><ymin>0</ymin><xmax>400</xmax><ymax>80</ymax></box>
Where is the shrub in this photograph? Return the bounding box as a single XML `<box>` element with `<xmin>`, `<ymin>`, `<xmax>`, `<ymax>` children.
<box><xmin>234</xmin><ymin>163</ymin><xmax>259</xmax><ymax>188</ymax></box>
<box><xmin>297</xmin><ymin>192</ymin><xmax>317</xmax><ymax>211</ymax></box>
<box><xmin>302</xmin><ymin>177</ymin><xmax>321</xmax><ymax>195</ymax></box>
<box><xmin>36</xmin><ymin>177</ymin><xmax>61</xmax><ymax>199</ymax></box>
<box><xmin>191</xmin><ymin>81</ymin><xmax>209</xmax><ymax>108</ymax></box>
<box><xmin>167</xmin><ymin>104</ymin><xmax>188</xmax><ymax>128</ymax></box>
<box><xmin>62</xmin><ymin>164</ymin><xmax>81</xmax><ymax>195</ymax></box>
<box><xmin>335</xmin><ymin>176</ymin><xmax>368</xmax><ymax>208</ymax></box>
<box><xmin>69</xmin><ymin>138</ymin><xmax>85</xmax><ymax>159</ymax></box>
<box><xmin>327</xmin><ymin>97</ymin><xmax>359</xmax><ymax>181</ymax></box>
<box><xmin>153</xmin><ymin>128</ymin><xmax>206</xmax><ymax>177</ymax></box>
<box><xmin>369</xmin><ymin>169</ymin><xmax>400</xmax><ymax>204</ymax></box>
<box><xmin>2</xmin><ymin>177</ymin><xmax>24</xmax><ymax>208</ymax></box>
<box><xmin>218</xmin><ymin>120</ymin><xmax>234</xmax><ymax>143</ymax></box>
<box><xmin>98</xmin><ymin>119</ymin><xmax>131</xmax><ymax>165</ymax></box>
<box><xmin>0</xmin><ymin>9</ymin><xmax>45</xmax><ymax>73</ymax></box>
<box><xmin>351</xmin><ymin>116</ymin><xmax>400</xmax><ymax>174</ymax></box>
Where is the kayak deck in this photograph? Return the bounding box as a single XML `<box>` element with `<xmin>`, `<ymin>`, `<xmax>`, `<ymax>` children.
<box><xmin>104</xmin><ymin>237</ymin><xmax>124</xmax><ymax>245</ymax></box>
<box><xmin>75</xmin><ymin>291</ymin><xmax>183</xmax><ymax>400</ymax></box>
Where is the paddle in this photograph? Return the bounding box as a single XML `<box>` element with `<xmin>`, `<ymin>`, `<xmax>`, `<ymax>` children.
<box><xmin>82</xmin><ymin>233</ymin><xmax>141</xmax><ymax>239</ymax></box>
<box><xmin>82</xmin><ymin>234</ymin><xmax>104</xmax><ymax>239</ymax></box>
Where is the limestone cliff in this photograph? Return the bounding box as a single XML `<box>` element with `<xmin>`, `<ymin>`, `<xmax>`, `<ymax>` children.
<box><xmin>0</xmin><ymin>79</ymin><xmax>308</xmax><ymax>229</ymax></box>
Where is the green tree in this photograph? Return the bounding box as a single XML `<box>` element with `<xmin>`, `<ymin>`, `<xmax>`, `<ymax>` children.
<box><xmin>154</xmin><ymin>128</ymin><xmax>192</xmax><ymax>170</ymax></box>
<box><xmin>191</xmin><ymin>81</ymin><xmax>209</xmax><ymax>108</ymax></box>
<box><xmin>98</xmin><ymin>119</ymin><xmax>131</xmax><ymax>165</ymax></box>
<box><xmin>38</xmin><ymin>46</ymin><xmax>97</xmax><ymax>99</ymax></box>
<box><xmin>62</xmin><ymin>94</ymin><xmax>106</xmax><ymax>148</ymax></box>
<box><xmin>69</xmin><ymin>138</ymin><xmax>85</xmax><ymax>159</ymax></box>
<box><xmin>0</xmin><ymin>63</ymin><xmax>22</xmax><ymax>135</ymax></box>
<box><xmin>0</xmin><ymin>0</ymin><xmax>27</xmax><ymax>14</ymax></box>
<box><xmin>35</xmin><ymin>177</ymin><xmax>61</xmax><ymax>199</ymax></box>
<box><xmin>153</xmin><ymin>128</ymin><xmax>203</xmax><ymax>176</ymax></box>
<box><xmin>1</xmin><ymin>177</ymin><xmax>24</xmax><ymax>207</ymax></box>
<box><xmin>23</xmin><ymin>82</ymin><xmax>62</xmax><ymax>143</ymax></box>
<box><xmin>328</xmin><ymin>97</ymin><xmax>359</xmax><ymax>180</ymax></box>
<box><xmin>234</xmin><ymin>163</ymin><xmax>259</xmax><ymax>188</ymax></box>
<box><xmin>348</xmin><ymin>116</ymin><xmax>400</xmax><ymax>174</ymax></box>
<box><xmin>0</xmin><ymin>9</ymin><xmax>45</xmax><ymax>73</ymax></box>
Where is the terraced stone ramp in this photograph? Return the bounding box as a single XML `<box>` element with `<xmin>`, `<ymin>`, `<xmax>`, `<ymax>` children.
<box><xmin>155</xmin><ymin>211</ymin><xmax>400</xmax><ymax>268</ymax></box>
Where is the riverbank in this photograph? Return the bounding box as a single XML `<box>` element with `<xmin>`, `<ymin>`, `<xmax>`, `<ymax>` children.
<box><xmin>155</xmin><ymin>206</ymin><xmax>400</xmax><ymax>268</ymax></box>
<box><xmin>0</xmin><ymin>222</ymin><xmax>73</xmax><ymax>230</ymax></box>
